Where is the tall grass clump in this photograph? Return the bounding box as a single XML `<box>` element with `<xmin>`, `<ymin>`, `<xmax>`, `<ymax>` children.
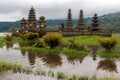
<box><xmin>0</xmin><ymin>61</ymin><xmax>21</xmax><ymax>73</ymax></box>
<box><xmin>68</xmin><ymin>38</ymin><xmax>86</xmax><ymax>51</ymax></box>
<box><xmin>43</xmin><ymin>33</ymin><xmax>63</xmax><ymax>48</ymax></box>
<box><xmin>25</xmin><ymin>32</ymin><xmax>39</xmax><ymax>40</ymax></box>
<box><xmin>34</xmin><ymin>38</ymin><xmax>44</xmax><ymax>48</ymax></box>
<box><xmin>98</xmin><ymin>37</ymin><xmax>117</xmax><ymax>52</ymax></box>
<box><xmin>5</xmin><ymin>34</ymin><xmax>13</xmax><ymax>41</ymax></box>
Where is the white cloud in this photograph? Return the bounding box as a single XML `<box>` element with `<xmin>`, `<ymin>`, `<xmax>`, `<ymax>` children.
<box><xmin>0</xmin><ymin>0</ymin><xmax>120</xmax><ymax>21</ymax></box>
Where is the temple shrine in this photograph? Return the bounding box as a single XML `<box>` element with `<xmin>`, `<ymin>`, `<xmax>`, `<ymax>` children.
<box><xmin>13</xmin><ymin>7</ymin><xmax>112</xmax><ymax>36</ymax></box>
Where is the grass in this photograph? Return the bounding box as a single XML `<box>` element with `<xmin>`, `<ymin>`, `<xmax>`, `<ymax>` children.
<box><xmin>21</xmin><ymin>47</ymin><xmax>62</xmax><ymax>54</ymax></box>
<box><xmin>63</xmin><ymin>48</ymin><xmax>89</xmax><ymax>56</ymax></box>
<box><xmin>98</xmin><ymin>51</ymin><xmax>120</xmax><ymax>58</ymax></box>
<box><xmin>0</xmin><ymin>61</ymin><xmax>32</xmax><ymax>74</ymax></box>
<box><xmin>0</xmin><ymin>36</ymin><xmax>5</xmax><ymax>47</ymax></box>
<box><xmin>0</xmin><ymin>61</ymin><xmax>22</xmax><ymax>73</ymax></box>
<box><xmin>62</xmin><ymin>35</ymin><xmax>99</xmax><ymax>45</ymax></box>
<box><xmin>0</xmin><ymin>61</ymin><xmax>119</xmax><ymax>80</ymax></box>
<box><xmin>99</xmin><ymin>77</ymin><xmax>117</xmax><ymax>80</ymax></box>
<box><xmin>2</xmin><ymin>34</ymin><xmax>120</xmax><ymax>58</ymax></box>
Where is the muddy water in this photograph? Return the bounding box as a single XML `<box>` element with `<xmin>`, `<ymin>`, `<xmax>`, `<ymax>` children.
<box><xmin>0</xmin><ymin>43</ymin><xmax>120</xmax><ymax>80</ymax></box>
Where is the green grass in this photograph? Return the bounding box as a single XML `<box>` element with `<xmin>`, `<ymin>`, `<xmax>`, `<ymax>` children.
<box><xmin>21</xmin><ymin>47</ymin><xmax>62</xmax><ymax>54</ymax></box>
<box><xmin>0</xmin><ymin>36</ymin><xmax>5</xmax><ymax>47</ymax></box>
<box><xmin>0</xmin><ymin>61</ymin><xmax>22</xmax><ymax>73</ymax></box>
<box><xmin>63</xmin><ymin>48</ymin><xmax>89</xmax><ymax>56</ymax></box>
<box><xmin>99</xmin><ymin>77</ymin><xmax>117</xmax><ymax>80</ymax></box>
<box><xmin>62</xmin><ymin>34</ymin><xmax>120</xmax><ymax>46</ymax></box>
<box><xmin>0</xmin><ymin>61</ymin><xmax>32</xmax><ymax>74</ymax></box>
<box><xmin>98</xmin><ymin>51</ymin><xmax>120</xmax><ymax>58</ymax></box>
<box><xmin>62</xmin><ymin>35</ymin><xmax>99</xmax><ymax>45</ymax></box>
<box><xmin>0</xmin><ymin>61</ymin><xmax>119</xmax><ymax>80</ymax></box>
<box><xmin>112</xmin><ymin>34</ymin><xmax>120</xmax><ymax>46</ymax></box>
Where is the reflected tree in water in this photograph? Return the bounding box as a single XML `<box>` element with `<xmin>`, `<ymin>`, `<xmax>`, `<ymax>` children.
<box><xmin>97</xmin><ymin>59</ymin><xmax>118</xmax><ymax>73</ymax></box>
<box><xmin>20</xmin><ymin>49</ymin><xmax>26</xmax><ymax>56</ymax></box>
<box><xmin>6</xmin><ymin>42</ymin><xmax>13</xmax><ymax>50</ymax></box>
<box><xmin>88</xmin><ymin>45</ymin><xmax>101</xmax><ymax>61</ymax></box>
<box><xmin>42</xmin><ymin>54</ymin><xmax>62</xmax><ymax>68</ymax></box>
<box><xmin>67</xmin><ymin>55</ymin><xmax>85</xmax><ymax>64</ymax></box>
<box><xmin>28</xmin><ymin>51</ymin><xmax>36</xmax><ymax>65</ymax></box>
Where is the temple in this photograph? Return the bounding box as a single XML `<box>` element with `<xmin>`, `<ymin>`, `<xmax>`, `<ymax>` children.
<box><xmin>12</xmin><ymin>7</ymin><xmax>112</xmax><ymax>36</ymax></box>
<box><xmin>19</xmin><ymin>7</ymin><xmax>46</xmax><ymax>34</ymax></box>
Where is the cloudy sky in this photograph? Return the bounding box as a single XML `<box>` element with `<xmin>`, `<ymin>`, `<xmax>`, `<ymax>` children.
<box><xmin>0</xmin><ymin>0</ymin><xmax>120</xmax><ymax>21</ymax></box>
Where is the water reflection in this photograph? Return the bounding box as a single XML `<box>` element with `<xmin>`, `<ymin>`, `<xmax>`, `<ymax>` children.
<box><xmin>20</xmin><ymin>49</ymin><xmax>26</xmax><ymax>56</ymax></box>
<box><xmin>1</xmin><ymin>43</ymin><xmax>120</xmax><ymax>79</ymax></box>
<box><xmin>97</xmin><ymin>59</ymin><xmax>118</xmax><ymax>73</ymax></box>
<box><xmin>88</xmin><ymin>45</ymin><xmax>100</xmax><ymax>53</ymax></box>
<box><xmin>28</xmin><ymin>52</ymin><xmax>36</xmax><ymax>65</ymax></box>
<box><xmin>20</xmin><ymin>50</ymin><xmax>62</xmax><ymax>67</ymax></box>
<box><xmin>67</xmin><ymin>56</ymin><xmax>85</xmax><ymax>64</ymax></box>
<box><xmin>88</xmin><ymin>45</ymin><xmax>101</xmax><ymax>61</ymax></box>
<box><xmin>6</xmin><ymin>42</ymin><xmax>13</xmax><ymax>50</ymax></box>
<box><xmin>42</xmin><ymin>54</ymin><xmax>62</xmax><ymax>68</ymax></box>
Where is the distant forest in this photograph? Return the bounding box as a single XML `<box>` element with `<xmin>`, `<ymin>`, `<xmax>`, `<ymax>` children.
<box><xmin>0</xmin><ymin>12</ymin><xmax>120</xmax><ymax>33</ymax></box>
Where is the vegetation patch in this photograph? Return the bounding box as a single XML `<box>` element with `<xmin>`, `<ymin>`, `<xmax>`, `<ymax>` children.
<box><xmin>21</xmin><ymin>47</ymin><xmax>62</xmax><ymax>54</ymax></box>
<box><xmin>98</xmin><ymin>37</ymin><xmax>117</xmax><ymax>52</ymax></box>
<box><xmin>43</xmin><ymin>33</ymin><xmax>63</xmax><ymax>48</ymax></box>
<box><xmin>25</xmin><ymin>32</ymin><xmax>39</xmax><ymax>40</ymax></box>
<box><xmin>98</xmin><ymin>52</ymin><xmax>120</xmax><ymax>58</ymax></box>
<box><xmin>63</xmin><ymin>48</ymin><xmax>89</xmax><ymax>56</ymax></box>
<box><xmin>0</xmin><ymin>61</ymin><xmax>34</xmax><ymax>75</ymax></box>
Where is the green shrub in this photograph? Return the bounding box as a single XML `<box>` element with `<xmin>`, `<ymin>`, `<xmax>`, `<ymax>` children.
<box><xmin>98</xmin><ymin>37</ymin><xmax>117</xmax><ymax>52</ymax></box>
<box><xmin>34</xmin><ymin>38</ymin><xmax>44</xmax><ymax>47</ymax></box>
<box><xmin>38</xmin><ymin>31</ymin><xmax>46</xmax><ymax>37</ymax></box>
<box><xmin>57</xmin><ymin>72</ymin><xmax>65</xmax><ymax>79</ymax></box>
<box><xmin>68</xmin><ymin>38</ymin><xmax>85</xmax><ymax>51</ymax></box>
<box><xmin>69</xmin><ymin>43</ymin><xmax>85</xmax><ymax>51</ymax></box>
<box><xmin>43</xmin><ymin>33</ymin><xmax>63</xmax><ymax>48</ymax></box>
<box><xmin>25</xmin><ymin>32</ymin><xmax>39</xmax><ymax>40</ymax></box>
<box><xmin>5</xmin><ymin>34</ymin><xmax>13</xmax><ymax>41</ymax></box>
<box><xmin>19</xmin><ymin>33</ymin><xmax>26</xmax><ymax>40</ymax></box>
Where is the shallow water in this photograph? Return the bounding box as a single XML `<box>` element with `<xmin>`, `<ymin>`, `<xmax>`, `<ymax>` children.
<box><xmin>0</xmin><ymin>43</ymin><xmax>120</xmax><ymax>80</ymax></box>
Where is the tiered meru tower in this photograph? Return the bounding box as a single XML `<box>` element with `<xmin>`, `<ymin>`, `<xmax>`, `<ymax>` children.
<box><xmin>28</xmin><ymin>7</ymin><xmax>36</xmax><ymax>31</ymax></box>
<box><xmin>38</xmin><ymin>16</ymin><xmax>46</xmax><ymax>31</ymax></box>
<box><xmin>66</xmin><ymin>9</ymin><xmax>73</xmax><ymax>30</ymax></box>
<box><xmin>76</xmin><ymin>10</ymin><xmax>85</xmax><ymax>31</ymax></box>
<box><xmin>20</xmin><ymin>18</ymin><xmax>27</xmax><ymax>32</ymax></box>
<box><xmin>17</xmin><ymin>7</ymin><xmax>111</xmax><ymax>37</ymax></box>
<box><xmin>91</xmin><ymin>14</ymin><xmax>101</xmax><ymax>31</ymax></box>
<box><xmin>20</xmin><ymin>7</ymin><xmax>46</xmax><ymax>33</ymax></box>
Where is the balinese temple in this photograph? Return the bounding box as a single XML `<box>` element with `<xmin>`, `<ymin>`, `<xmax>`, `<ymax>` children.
<box><xmin>27</xmin><ymin>7</ymin><xmax>37</xmax><ymax>32</ymax></box>
<box><xmin>38</xmin><ymin>16</ymin><xmax>46</xmax><ymax>31</ymax></box>
<box><xmin>75</xmin><ymin>10</ymin><xmax>85</xmax><ymax>32</ymax></box>
<box><xmin>91</xmin><ymin>14</ymin><xmax>102</xmax><ymax>31</ymax></box>
<box><xmin>14</xmin><ymin>7</ymin><xmax>111</xmax><ymax>36</ymax></box>
<box><xmin>66</xmin><ymin>9</ymin><xmax>73</xmax><ymax>30</ymax></box>
<box><xmin>19</xmin><ymin>7</ymin><xmax>46</xmax><ymax>33</ymax></box>
<box><xmin>59</xmin><ymin>9</ymin><xmax>111</xmax><ymax>36</ymax></box>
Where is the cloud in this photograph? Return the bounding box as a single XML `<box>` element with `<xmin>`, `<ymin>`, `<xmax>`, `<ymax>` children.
<box><xmin>0</xmin><ymin>0</ymin><xmax>120</xmax><ymax>21</ymax></box>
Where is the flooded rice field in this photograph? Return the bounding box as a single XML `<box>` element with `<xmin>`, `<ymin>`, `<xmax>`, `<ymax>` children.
<box><xmin>0</xmin><ymin>43</ymin><xmax>120</xmax><ymax>80</ymax></box>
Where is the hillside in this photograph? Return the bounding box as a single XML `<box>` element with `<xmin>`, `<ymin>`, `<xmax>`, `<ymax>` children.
<box><xmin>0</xmin><ymin>12</ymin><xmax>120</xmax><ymax>33</ymax></box>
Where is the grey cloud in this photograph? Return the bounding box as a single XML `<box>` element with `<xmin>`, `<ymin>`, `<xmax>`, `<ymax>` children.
<box><xmin>0</xmin><ymin>0</ymin><xmax>120</xmax><ymax>21</ymax></box>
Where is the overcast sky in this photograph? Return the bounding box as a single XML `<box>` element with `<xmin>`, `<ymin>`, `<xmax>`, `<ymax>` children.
<box><xmin>0</xmin><ymin>0</ymin><xmax>120</xmax><ymax>21</ymax></box>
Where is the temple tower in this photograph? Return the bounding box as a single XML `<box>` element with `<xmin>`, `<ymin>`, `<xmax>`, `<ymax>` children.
<box><xmin>76</xmin><ymin>10</ymin><xmax>85</xmax><ymax>31</ymax></box>
<box><xmin>20</xmin><ymin>18</ymin><xmax>27</xmax><ymax>33</ymax></box>
<box><xmin>38</xmin><ymin>16</ymin><xmax>46</xmax><ymax>31</ymax></box>
<box><xmin>91</xmin><ymin>14</ymin><xmax>101</xmax><ymax>31</ymax></box>
<box><xmin>28</xmin><ymin>7</ymin><xmax>37</xmax><ymax>31</ymax></box>
<box><xmin>66</xmin><ymin>9</ymin><xmax>73</xmax><ymax>30</ymax></box>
